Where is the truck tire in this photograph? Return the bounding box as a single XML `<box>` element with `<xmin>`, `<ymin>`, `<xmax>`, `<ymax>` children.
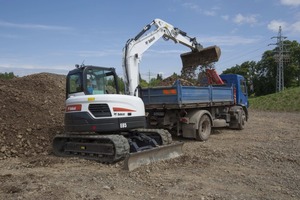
<box><xmin>196</xmin><ymin>114</ymin><xmax>211</xmax><ymax>141</ymax></box>
<box><xmin>237</xmin><ymin>109</ymin><xmax>246</xmax><ymax>130</ymax></box>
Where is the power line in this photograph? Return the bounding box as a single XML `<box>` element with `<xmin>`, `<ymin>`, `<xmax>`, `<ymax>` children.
<box><xmin>220</xmin><ymin>39</ymin><xmax>271</xmax><ymax>67</ymax></box>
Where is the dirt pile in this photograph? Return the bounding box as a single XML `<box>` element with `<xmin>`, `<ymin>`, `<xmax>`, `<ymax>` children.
<box><xmin>157</xmin><ymin>74</ymin><xmax>198</xmax><ymax>86</ymax></box>
<box><xmin>0</xmin><ymin>73</ymin><xmax>66</xmax><ymax>159</ymax></box>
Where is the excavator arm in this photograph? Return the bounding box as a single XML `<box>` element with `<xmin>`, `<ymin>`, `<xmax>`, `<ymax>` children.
<box><xmin>122</xmin><ymin>18</ymin><xmax>221</xmax><ymax>96</ymax></box>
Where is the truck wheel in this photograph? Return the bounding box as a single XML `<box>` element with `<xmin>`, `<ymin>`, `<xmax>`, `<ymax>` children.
<box><xmin>196</xmin><ymin>114</ymin><xmax>211</xmax><ymax>141</ymax></box>
<box><xmin>237</xmin><ymin>109</ymin><xmax>246</xmax><ymax>130</ymax></box>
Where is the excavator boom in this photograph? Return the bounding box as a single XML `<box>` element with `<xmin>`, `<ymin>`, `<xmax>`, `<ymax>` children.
<box><xmin>123</xmin><ymin>18</ymin><xmax>221</xmax><ymax>96</ymax></box>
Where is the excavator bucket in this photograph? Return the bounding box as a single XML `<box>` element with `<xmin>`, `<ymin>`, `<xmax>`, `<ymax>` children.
<box><xmin>181</xmin><ymin>45</ymin><xmax>221</xmax><ymax>68</ymax></box>
<box><xmin>124</xmin><ymin>142</ymin><xmax>184</xmax><ymax>171</ymax></box>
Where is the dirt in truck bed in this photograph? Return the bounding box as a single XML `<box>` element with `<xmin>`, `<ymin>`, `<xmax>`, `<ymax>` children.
<box><xmin>0</xmin><ymin>73</ymin><xmax>299</xmax><ymax>200</ymax></box>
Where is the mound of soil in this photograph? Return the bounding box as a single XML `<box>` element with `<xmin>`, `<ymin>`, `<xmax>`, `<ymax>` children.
<box><xmin>0</xmin><ymin>73</ymin><xmax>66</xmax><ymax>159</ymax></box>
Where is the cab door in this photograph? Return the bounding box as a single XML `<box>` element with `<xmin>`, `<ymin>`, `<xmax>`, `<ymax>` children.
<box><xmin>238</xmin><ymin>77</ymin><xmax>249</xmax><ymax>108</ymax></box>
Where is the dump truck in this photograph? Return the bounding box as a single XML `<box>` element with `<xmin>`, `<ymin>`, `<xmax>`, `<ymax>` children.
<box><xmin>141</xmin><ymin>72</ymin><xmax>249</xmax><ymax>141</ymax></box>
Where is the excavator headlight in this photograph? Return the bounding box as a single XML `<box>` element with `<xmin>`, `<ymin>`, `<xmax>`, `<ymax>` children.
<box><xmin>66</xmin><ymin>104</ymin><xmax>82</xmax><ymax>112</ymax></box>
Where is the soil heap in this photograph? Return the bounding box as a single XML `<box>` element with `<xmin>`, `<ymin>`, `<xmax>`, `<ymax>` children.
<box><xmin>0</xmin><ymin>73</ymin><xmax>66</xmax><ymax>159</ymax></box>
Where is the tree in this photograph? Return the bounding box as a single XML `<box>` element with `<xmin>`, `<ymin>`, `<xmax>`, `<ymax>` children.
<box><xmin>222</xmin><ymin>40</ymin><xmax>300</xmax><ymax>96</ymax></box>
<box><xmin>139</xmin><ymin>73</ymin><xmax>148</xmax><ymax>88</ymax></box>
<box><xmin>254</xmin><ymin>40</ymin><xmax>299</xmax><ymax>95</ymax></box>
<box><xmin>222</xmin><ymin>61</ymin><xmax>256</xmax><ymax>95</ymax></box>
<box><xmin>117</xmin><ymin>77</ymin><xmax>125</xmax><ymax>93</ymax></box>
<box><xmin>156</xmin><ymin>73</ymin><xmax>163</xmax><ymax>81</ymax></box>
<box><xmin>253</xmin><ymin>50</ymin><xmax>277</xmax><ymax>96</ymax></box>
<box><xmin>0</xmin><ymin>72</ymin><xmax>16</xmax><ymax>80</ymax></box>
<box><xmin>149</xmin><ymin>77</ymin><xmax>161</xmax><ymax>86</ymax></box>
<box><xmin>288</xmin><ymin>40</ymin><xmax>300</xmax><ymax>86</ymax></box>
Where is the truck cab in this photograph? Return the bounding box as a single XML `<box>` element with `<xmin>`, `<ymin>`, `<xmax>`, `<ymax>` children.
<box><xmin>220</xmin><ymin>74</ymin><xmax>249</xmax><ymax>108</ymax></box>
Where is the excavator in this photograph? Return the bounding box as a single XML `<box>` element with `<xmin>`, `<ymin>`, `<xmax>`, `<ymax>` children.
<box><xmin>52</xmin><ymin>19</ymin><xmax>220</xmax><ymax>171</ymax></box>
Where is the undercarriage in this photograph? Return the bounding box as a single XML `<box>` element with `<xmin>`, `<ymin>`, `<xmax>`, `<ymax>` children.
<box><xmin>52</xmin><ymin>129</ymin><xmax>183</xmax><ymax>170</ymax></box>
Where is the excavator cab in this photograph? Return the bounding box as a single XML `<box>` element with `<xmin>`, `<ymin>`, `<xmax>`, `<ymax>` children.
<box><xmin>66</xmin><ymin>65</ymin><xmax>119</xmax><ymax>98</ymax></box>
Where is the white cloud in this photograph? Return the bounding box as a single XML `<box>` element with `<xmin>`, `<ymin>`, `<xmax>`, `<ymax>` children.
<box><xmin>290</xmin><ymin>21</ymin><xmax>300</xmax><ymax>33</ymax></box>
<box><xmin>295</xmin><ymin>12</ymin><xmax>300</xmax><ymax>18</ymax></box>
<box><xmin>221</xmin><ymin>15</ymin><xmax>229</xmax><ymax>21</ymax></box>
<box><xmin>267</xmin><ymin>20</ymin><xmax>289</xmax><ymax>32</ymax></box>
<box><xmin>230</xmin><ymin>28</ymin><xmax>239</xmax><ymax>34</ymax></box>
<box><xmin>182</xmin><ymin>2</ymin><xmax>217</xmax><ymax>16</ymax></box>
<box><xmin>182</xmin><ymin>2</ymin><xmax>201</xmax><ymax>12</ymax></box>
<box><xmin>267</xmin><ymin>20</ymin><xmax>300</xmax><ymax>34</ymax></box>
<box><xmin>204</xmin><ymin>10</ymin><xmax>216</xmax><ymax>16</ymax></box>
<box><xmin>233</xmin><ymin>14</ymin><xmax>258</xmax><ymax>25</ymax></box>
<box><xmin>0</xmin><ymin>20</ymin><xmax>72</xmax><ymax>31</ymax></box>
<box><xmin>280</xmin><ymin>0</ymin><xmax>300</xmax><ymax>6</ymax></box>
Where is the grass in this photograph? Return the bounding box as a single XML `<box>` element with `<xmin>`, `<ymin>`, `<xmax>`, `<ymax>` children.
<box><xmin>249</xmin><ymin>87</ymin><xmax>300</xmax><ymax>112</ymax></box>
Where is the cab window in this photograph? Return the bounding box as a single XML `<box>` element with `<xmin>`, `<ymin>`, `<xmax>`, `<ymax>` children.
<box><xmin>69</xmin><ymin>73</ymin><xmax>82</xmax><ymax>93</ymax></box>
<box><xmin>85</xmin><ymin>68</ymin><xmax>117</xmax><ymax>95</ymax></box>
<box><xmin>240</xmin><ymin>79</ymin><xmax>247</xmax><ymax>94</ymax></box>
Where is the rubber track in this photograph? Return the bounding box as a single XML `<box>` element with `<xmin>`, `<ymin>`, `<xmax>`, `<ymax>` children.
<box><xmin>53</xmin><ymin>129</ymin><xmax>172</xmax><ymax>163</ymax></box>
<box><xmin>53</xmin><ymin>134</ymin><xmax>130</xmax><ymax>163</ymax></box>
<box><xmin>104</xmin><ymin>135</ymin><xmax>130</xmax><ymax>161</ymax></box>
<box><xmin>133</xmin><ymin>129</ymin><xmax>173</xmax><ymax>145</ymax></box>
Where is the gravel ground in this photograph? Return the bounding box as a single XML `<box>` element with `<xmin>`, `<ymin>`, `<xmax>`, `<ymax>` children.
<box><xmin>0</xmin><ymin>110</ymin><xmax>299</xmax><ymax>200</ymax></box>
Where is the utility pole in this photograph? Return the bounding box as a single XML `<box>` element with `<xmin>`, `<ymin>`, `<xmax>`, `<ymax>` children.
<box><xmin>269</xmin><ymin>26</ymin><xmax>289</xmax><ymax>92</ymax></box>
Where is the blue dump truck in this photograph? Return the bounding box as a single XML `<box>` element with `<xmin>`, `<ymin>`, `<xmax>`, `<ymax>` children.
<box><xmin>140</xmin><ymin>74</ymin><xmax>249</xmax><ymax>141</ymax></box>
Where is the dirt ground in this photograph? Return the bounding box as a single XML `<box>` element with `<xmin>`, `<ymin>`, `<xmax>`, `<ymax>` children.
<box><xmin>0</xmin><ymin>74</ymin><xmax>299</xmax><ymax>200</ymax></box>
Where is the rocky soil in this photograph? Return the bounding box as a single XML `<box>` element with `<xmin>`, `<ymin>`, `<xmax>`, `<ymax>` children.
<box><xmin>0</xmin><ymin>73</ymin><xmax>299</xmax><ymax>200</ymax></box>
<box><xmin>0</xmin><ymin>73</ymin><xmax>65</xmax><ymax>160</ymax></box>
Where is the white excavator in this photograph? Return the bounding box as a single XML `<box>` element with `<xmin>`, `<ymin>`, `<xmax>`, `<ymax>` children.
<box><xmin>52</xmin><ymin>19</ymin><xmax>220</xmax><ymax>170</ymax></box>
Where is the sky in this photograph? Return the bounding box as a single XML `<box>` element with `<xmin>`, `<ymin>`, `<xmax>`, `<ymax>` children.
<box><xmin>0</xmin><ymin>0</ymin><xmax>300</xmax><ymax>80</ymax></box>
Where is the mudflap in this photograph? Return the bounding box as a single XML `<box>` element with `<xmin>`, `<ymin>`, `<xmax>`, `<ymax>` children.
<box><xmin>124</xmin><ymin>142</ymin><xmax>184</xmax><ymax>171</ymax></box>
<box><xmin>180</xmin><ymin>45</ymin><xmax>221</xmax><ymax>68</ymax></box>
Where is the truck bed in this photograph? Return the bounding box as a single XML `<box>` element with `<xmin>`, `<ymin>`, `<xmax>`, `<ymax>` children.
<box><xmin>140</xmin><ymin>80</ymin><xmax>234</xmax><ymax>109</ymax></box>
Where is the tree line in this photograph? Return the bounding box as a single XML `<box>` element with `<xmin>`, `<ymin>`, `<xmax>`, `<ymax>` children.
<box><xmin>222</xmin><ymin>40</ymin><xmax>300</xmax><ymax>96</ymax></box>
<box><xmin>0</xmin><ymin>72</ymin><xmax>16</xmax><ymax>80</ymax></box>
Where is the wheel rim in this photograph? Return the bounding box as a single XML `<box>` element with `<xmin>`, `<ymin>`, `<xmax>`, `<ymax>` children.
<box><xmin>242</xmin><ymin>111</ymin><xmax>246</xmax><ymax>125</ymax></box>
<box><xmin>241</xmin><ymin>110</ymin><xmax>246</xmax><ymax>126</ymax></box>
<box><xmin>200</xmin><ymin>120</ymin><xmax>210</xmax><ymax>135</ymax></box>
<box><xmin>197</xmin><ymin>115</ymin><xmax>211</xmax><ymax>141</ymax></box>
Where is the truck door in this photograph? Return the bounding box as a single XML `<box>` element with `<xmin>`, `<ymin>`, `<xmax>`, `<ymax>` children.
<box><xmin>238</xmin><ymin>77</ymin><xmax>249</xmax><ymax>108</ymax></box>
